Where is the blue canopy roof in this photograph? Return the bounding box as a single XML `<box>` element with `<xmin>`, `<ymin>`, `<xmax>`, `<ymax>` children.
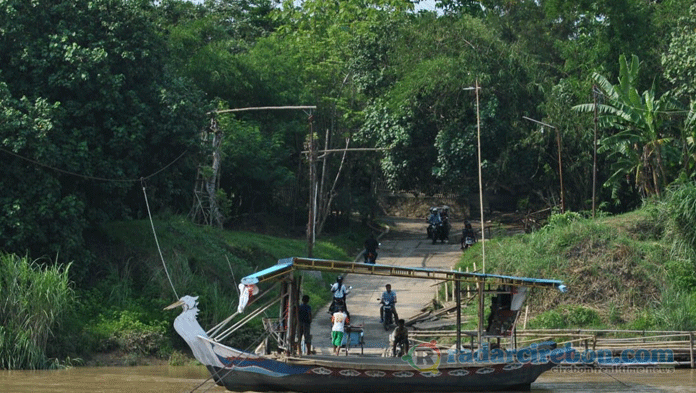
<box><xmin>240</xmin><ymin>257</ymin><xmax>566</xmax><ymax>292</ymax></box>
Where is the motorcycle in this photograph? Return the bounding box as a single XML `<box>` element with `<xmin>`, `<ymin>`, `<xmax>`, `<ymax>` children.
<box><xmin>364</xmin><ymin>250</ymin><xmax>377</xmax><ymax>264</ymax></box>
<box><xmin>393</xmin><ymin>338</ymin><xmax>408</xmax><ymax>358</ymax></box>
<box><xmin>328</xmin><ymin>284</ymin><xmax>352</xmax><ymax>314</ymax></box>
<box><xmin>432</xmin><ymin>220</ymin><xmax>450</xmax><ymax>244</ymax></box>
<box><xmin>462</xmin><ymin>236</ymin><xmax>475</xmax><ymax>250</ymax></box>
<box><xmin>328</xmin><ymin>297</ymin><xmax>346</xmax><ymax>314</ymax></box>
<box><xmin>380</xmin><ymin>298</ymin><xmax>394</xmax><ymax>331</ymax></box>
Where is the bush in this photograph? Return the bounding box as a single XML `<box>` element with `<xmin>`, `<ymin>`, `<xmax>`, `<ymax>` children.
<box><xmin>529</xmin><ymin>305</ymin><xmax>602</xmax><ymax>329</ymax></box>
<box><xmin>91</xmin><ymin>310</ymin><xmax>170</xmax><ymax>357</ymax></box>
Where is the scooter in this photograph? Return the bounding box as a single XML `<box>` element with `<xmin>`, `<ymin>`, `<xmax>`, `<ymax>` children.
<box><xmin>328</xmin><ymin>285</ymin><xmax>351</xmax><ymax>314</ymax></box>
<box><xmin>380</xmin><ymin>298</ymin><xmax>394</xmax><ymax>331</ymax></box>
<box><xmin>462</xmin><ymin>236</ymin><xmax>475</xmax><ymax>250</ymax></box>
<box><xmin>364</xmin><ymin>250</ymin><xmax>377</xmax><ymax>264</ymax></box>
<box><xmin>393</xmin><ymin>338</ymin><xmax>408</xmax><ymax>357</ymax></box>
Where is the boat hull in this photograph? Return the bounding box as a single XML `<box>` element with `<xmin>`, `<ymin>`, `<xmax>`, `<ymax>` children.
<box><xmin>199</xmin><ymin>337</ymin><xmax>572</xmax><ymax>393</ymax></box>
<box><xmin>207</xmin><ymin>362</ymin><xmax>552</xmax><ymax>392</ymax></box>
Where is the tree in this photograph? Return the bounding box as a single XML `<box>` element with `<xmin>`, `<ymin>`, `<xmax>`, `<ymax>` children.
<box><xmin>573</xmin><ymin>55</ymin><xmax>679</xmax><ymax>200</ymax></box>
<box><xmin>0</xmin><ymin>0</ymin><xmax>206</xmax><ymax>272</ymax></box>
<box><xmin>355</xmin><ymin>13</ymin><xmax>544</xmax><ymax>198</ymax></box>
<box><xmin>662</xmin><ymin>6</ymin><xmax>696</xmax><ymax>96</ymax></box>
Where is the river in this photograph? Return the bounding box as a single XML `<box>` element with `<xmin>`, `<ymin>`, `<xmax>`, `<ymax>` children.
<box><xmin>0</xmin><ymin>365</ymin><xmax>694</xmax><ymax>392</ymax></box>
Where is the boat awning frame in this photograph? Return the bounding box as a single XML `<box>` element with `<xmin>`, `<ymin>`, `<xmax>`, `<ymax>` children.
<box><xmin>240</xmin><ymin>257</ymin><xmax>567</xmax><ymax>292</ymax></box>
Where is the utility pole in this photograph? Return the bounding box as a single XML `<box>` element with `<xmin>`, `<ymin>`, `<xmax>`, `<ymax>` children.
<box><xmin>306</xmin><ymin>115</ymin><xmax>317</xmax><ymax>257</ymax></box>
<box><xmin>192</xmin><ymin>106</ymin><xmax>316</xmax><ymax>230</ymax></box>
<box><xmin>592</xmin><ymin>86</ymin><xmax>599</xmax><ymax>219</ymax></box>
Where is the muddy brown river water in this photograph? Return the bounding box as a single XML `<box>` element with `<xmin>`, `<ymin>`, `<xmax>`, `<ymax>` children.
<box><xmin>0</xmin><ymin>365</ymin><xmax>694</xmax><ymax>392</ymax></box>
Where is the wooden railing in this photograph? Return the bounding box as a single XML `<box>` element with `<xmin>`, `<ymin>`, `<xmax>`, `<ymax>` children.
<box><xmin>408</xmin><ymin>328</ymin><xmax>696</xmax><ymax>367</ymax></box>
<box><xmin>517</xmin><ymin>329</ymin><xmax>696</xmax><ymax>368</ymax></box>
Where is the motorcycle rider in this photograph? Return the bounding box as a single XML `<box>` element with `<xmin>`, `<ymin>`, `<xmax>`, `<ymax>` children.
<box><xmin>329</xmin><ymin>276</ymin><xmax>351</xmax><ymax>313</ymax></box>
<box><xmin>428</xmin><ymin>207</ymin><xmax>442</xmax><ymax>226</ymax></box>
<box><xmin>460</xmin><ymin>220</ymin><xmax>477</xmax><ymax>249</ymax></box>
<box><xmin>440</xmin><ymin>206</ymin><xmax>451</xmax><ymax>239</ymax></box>
<box><xmin>427</xmin><ymin>207</ymin><xmax>441</xmax><ymax>239</ymax></box>
<box><xmin>363</xmin><ymin>232</ymin><xmax>379</xmax><ymax>264</ymax></box>
<box><xmin>380</xmin><ymin>284</ymin><xmax>398</xmax><ymax>323</ymax></box>
<box><xmin>440</xmin><ymin>206</ymin><xmax>450</xmax><ymax>221</ymax></box>
<box><xmin>392</xmin><ymin>319</ymin><xmax>409</xmax><ymax>357</ymax></box>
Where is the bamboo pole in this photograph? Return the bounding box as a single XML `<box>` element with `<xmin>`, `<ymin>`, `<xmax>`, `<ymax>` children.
<box><xmin>690</xmin><ymin>332</ymin><xmax>694</xmax><ymax>369</ymax></box>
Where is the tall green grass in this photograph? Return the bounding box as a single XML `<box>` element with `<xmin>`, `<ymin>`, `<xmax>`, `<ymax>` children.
<box><xmin>89</xmin><ymin>216</ymin><xmax>351</xmax><ymax>354</ymax></box>
<box><xmin>660</xmin><ymin>182</ymin><xmax>696</xmax><ymax>289</ymax></box>
<box><xmin>456</xmin><ymin>208</ymin><xmax>671</xmax><ymax>329</ymax></box>
<box><xmin>0</xmin><ymin>253</ymin><xmax>73</xmax><ymax>369</ymax></box>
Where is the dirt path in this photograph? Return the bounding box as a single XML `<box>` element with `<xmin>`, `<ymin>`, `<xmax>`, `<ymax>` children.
<box><xmin>310</xmin><ymin>217</ymin><xmax>463</xmax><ymax>355</ymax></box>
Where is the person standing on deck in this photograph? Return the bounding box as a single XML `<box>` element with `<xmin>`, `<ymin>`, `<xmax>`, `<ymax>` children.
<box><xmin>331</xmin><ymin>305</ymin><xmax>349</xmax><ymax>356</ymax></box>
<box><xmin>297</xmin><ymin>294</ymin><xmax>312</xmax><ymax>355</ymax></box>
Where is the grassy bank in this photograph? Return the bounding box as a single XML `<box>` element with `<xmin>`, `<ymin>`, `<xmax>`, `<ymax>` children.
<box><xmin>38</xmin><ymin>216</ymin><xmax>359</xmax><ymax>368</ymax></box>
<box><xmin>456</xmin><ymin>204</ymin><xmax>696</xmax><ymax>331</ymax></box>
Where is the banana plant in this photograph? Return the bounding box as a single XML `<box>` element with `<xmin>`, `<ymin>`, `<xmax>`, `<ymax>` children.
<box><xmin>573</xmin><ymin>54</ymin><xmax>679</xmax><ymax>199</ymax></box>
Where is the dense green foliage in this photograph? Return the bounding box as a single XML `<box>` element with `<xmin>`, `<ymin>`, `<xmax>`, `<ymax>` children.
<box><xmin>3</xmin><ymin>0</ymin><xmax>696</xmax><ymax>368</ymax></box>
<box><xmin>3</xmin><ymin>0</ymin><xmax>696</xmax><ymax>266</ymax></box>
<box><xmin>0</xmin><ymin>0</ymin><xmax>207</xmax><ymax>279</ymax></box>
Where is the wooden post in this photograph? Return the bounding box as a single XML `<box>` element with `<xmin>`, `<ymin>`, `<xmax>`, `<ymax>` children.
<box><xmin>306</xmin><ymin>116</ymin><xmax>316</xmax><ymax>257</ymax></box>
<box><xmin>287</xmin><ymin>278</ymin><xmax>295</xmax><ymax>355</ymax></box>
<box><xmin>466</xmin><ymin>267</ymin><xmax>470</xmax><ymax>298</ymax></box>
<box><xmin>592</xmin><ymin>85</ymin><xmax>598</xmax><ymax>219</ymax></box>
<box><xmin>456</xmin><ymin>279</ymin><xmax>462</xmax><ymax>352</ymax></box>
<box><xmin>278</xmin><ymin>281</ymin><xmax>287</xmax><ymax>351</ymax></box>
<box><xmin>690</xmin><ymin>332</ymin><xmax>694</xmax><ymax>369</ymax></box>
<box><xmin>477</xmin><ymin>278</ymin><xmax>484</xmax><ymax>353</ymax></box>
<box><xmin>523</xmin><ymin>305</ymin><xmax>529</xmax><ymax>330</ymax></box>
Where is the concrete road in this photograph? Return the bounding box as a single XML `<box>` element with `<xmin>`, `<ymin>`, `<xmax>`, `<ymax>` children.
<box><xmin>309</xmin><ymin>217</ymin><xmax>463</xmax><ymax>355</ymax></box>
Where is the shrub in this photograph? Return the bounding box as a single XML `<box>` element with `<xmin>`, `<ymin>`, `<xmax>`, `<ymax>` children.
<box><xmin>529</xmin><ymin>305</ymin><xmax>602</xmax><ymax>329</ymax></box>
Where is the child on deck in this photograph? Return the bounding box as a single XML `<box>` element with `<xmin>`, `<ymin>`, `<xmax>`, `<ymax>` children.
<box><xmin>331</xmin><ymin>305</ymin><xmax>349</xmax><ymax>356</ymax></box>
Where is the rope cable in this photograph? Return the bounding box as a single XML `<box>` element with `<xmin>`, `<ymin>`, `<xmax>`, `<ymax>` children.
<box><xmin>0</xmin><ymin>146</ymin><xmax>188</xmax><ymax>182</ymax></box>
<box><xmin>141</xmin><ymin>178</ymin><xmax>178</xmax><ymax>300</ymax></box>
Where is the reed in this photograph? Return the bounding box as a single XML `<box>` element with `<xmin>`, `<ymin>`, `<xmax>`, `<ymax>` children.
<box><xmin>0</xmin><ymin>253</ymin><xmax>74</xmax><ymax>369</ymax></box>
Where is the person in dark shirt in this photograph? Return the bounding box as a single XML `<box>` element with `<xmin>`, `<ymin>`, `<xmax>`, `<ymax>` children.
<box><xmin>297</xmin><ymin>295</ymin><xmax>312</xmax><ymax>355</ymax></box>
<box><xmin>392</xmin><ymin>319</ymin><xmax>409</xmax><ymax>357</ymax></box>
<box><xmin>461</xmin><ymin>220</ymin><xmax>477</xmax><ymax>249</ymax></box>
<box><xmin>364</xmin><ymin>232</ymin><xmax>379</xmax><ymax>263</ymax></box>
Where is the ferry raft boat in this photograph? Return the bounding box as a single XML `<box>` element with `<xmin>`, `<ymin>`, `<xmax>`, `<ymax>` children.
<box><xmin>166</xmin><ymin>257</ymin><xmax>574</xmax><ymax>392</ymax></box>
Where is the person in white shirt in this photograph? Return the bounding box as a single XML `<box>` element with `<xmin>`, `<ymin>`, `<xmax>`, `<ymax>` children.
<box><xmin>329</xmin><ymin>276</ymin><xmax>351</xmax><ymax>313</ymax></box>
<box><xmin>331</xmin><ymin>306</ymin><xmax>349</xmax><ymax>355</ymax></box>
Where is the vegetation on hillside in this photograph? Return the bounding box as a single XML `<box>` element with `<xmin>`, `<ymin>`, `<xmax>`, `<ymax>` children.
<box><xmin>1</xmin><ymin>217</ymin><xmax>355</xmax><ymax>369</ymax></box>
<box><xmin>4</xmin><ymin>0</ymin><xmax>696</xmax><ymax>273</ymax></box>
<box><xmin>457</xmin><ymin>189</ymin><xmax>696</xmax><ymax>331</ymax></box>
